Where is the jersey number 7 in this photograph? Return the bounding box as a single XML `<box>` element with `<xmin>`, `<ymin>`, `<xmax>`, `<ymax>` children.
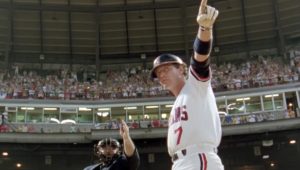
<box><xmin>174</xmin><ymin>126</ymin><xmax>183</xmax><ymax>145</ymax></box>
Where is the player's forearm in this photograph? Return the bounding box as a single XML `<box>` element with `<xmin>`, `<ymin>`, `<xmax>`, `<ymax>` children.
<box><xmin>194</xmin><ymin>28</ymin><xmax>213</xmax><ymax>62</ymax></box>
<box><xmin>123</xmin><ymin>133</ymin><xmax>136</xmax><ymax>157</ymax></box>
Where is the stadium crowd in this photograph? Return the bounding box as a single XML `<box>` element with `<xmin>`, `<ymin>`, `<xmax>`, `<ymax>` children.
<box><xmin>0</xmin><ymin>56</ymin><xmax>299</xmax><ymax>100</ymax></box>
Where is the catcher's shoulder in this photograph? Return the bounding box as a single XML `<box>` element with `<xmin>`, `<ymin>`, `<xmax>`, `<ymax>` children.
<box><xmin>83</xmin><ymin>163</ymin><xmax>100</xmax><ymax>170</ymax></box>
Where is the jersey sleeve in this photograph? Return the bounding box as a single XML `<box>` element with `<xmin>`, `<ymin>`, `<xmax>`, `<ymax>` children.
<box><xmin>125</xmin><ymin>148</ymin><xmax>140</xmax><ymax>170</ymax></box>
<box><xmin>189</xmin><ymin>57</ymin><xmax>211</xmax><ymax>83</ymax></box>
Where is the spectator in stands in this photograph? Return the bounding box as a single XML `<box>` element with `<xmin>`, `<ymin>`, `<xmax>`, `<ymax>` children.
<box><xmin>288</xmin><ymin>108</ymin><xmax>296</xmax><ymax>118</ymax></box>
<box><xmin>83</xmin><ymin>120</ymin><xmax>140</xmax><ymax>170</ymax></box>
<box><xmin>0</xmin><ymin>112</ymin><xmax>9</xmax><ymax>132</ymax></box>
<box><xmin>0</xmin><ymin>112</ymin><xmax>5</xmax><ymax>125</ymax></box>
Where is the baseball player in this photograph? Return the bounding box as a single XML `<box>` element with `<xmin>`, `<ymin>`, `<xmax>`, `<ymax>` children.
<box><xmin>150</xmin><ymin>0</ymin><xmax>224</xmax><ymax>170</ymax></box>
<box><xmin>83</xmin><ymin>120</ymin><xmax>140</xmax><ymax>170</ymax></box>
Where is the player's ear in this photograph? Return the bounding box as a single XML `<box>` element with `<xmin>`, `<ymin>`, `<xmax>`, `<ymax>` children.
<box><xmin>179</xmin><ymin>65</ymin><xmax>185</xmax><ymax>75</ymax></box>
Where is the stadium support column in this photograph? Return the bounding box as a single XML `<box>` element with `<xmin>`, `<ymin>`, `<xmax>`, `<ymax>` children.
<box><xmin>68</xmin><ymin>0</ymin><xmax>74</xmax><ymax>71</ymax></box>
<box><xmin>211</xmin><ymin>0</ymin><xmax>219</xmax><ymax>65</ymax></box>
<box><xmin>95</xmin><ymin>0</ymin><xmax>101</xmax><ymax>80</ymax></box>
<box><xmin>271</xmin><ymin>0</ymin><xmax>286</xmax><ymax>59</ymax></box>
<box><xmin>179</xmin><ymin>0</ymin><xmax>189</xmax><ymax>63</ymax></box>
<box><xmin>296</xmin><ymin>92</ymin><xmax>300</xmax><ymax>117</ymax></box>
<box><xmin>7</xmin><ymin>0</ymin><xmax>15</xmax><ymax>70</ymax></box>
<box><xmin>153</xmin><ymin>0</ymin><xmax>159</xmax><ymax>56</ymax></box>
<box><xmin>241</xmin><ymin>0</ymin><xmax>250</xmax><ymax>59</ymax></box>
<box><xmin>124</xmin><ymin>0</ymin><xmax>130</xmax><ymax>55</ymax></box>
<box><xmin>39</xmin><ymin>0</ymin><xmax>44</xmax><ymax>70</ymax></box>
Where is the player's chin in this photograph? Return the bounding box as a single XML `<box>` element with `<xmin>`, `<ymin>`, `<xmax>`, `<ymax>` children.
<box><xmin>160</xmin><ymin>79</ymin><xmax>169</xmax><ymax>85</ymax></box>
<box><xmin>159</xmin><ymin>82</ymin><xmax>165</xmax><ymax>86</ymax></box>
<box><xmin>162</xmin><ymin>85</ymin><xmax>172</xmax><ymax>90</ymax></box>
<box><xmin>160</xmin><ymin>83</ymin><xmax>168</xmax><ymax>90</ymax></box>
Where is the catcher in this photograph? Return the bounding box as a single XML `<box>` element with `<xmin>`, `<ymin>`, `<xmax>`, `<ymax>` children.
<box><xmin>83</xmin><ymin>120</ymin><xmax>140</xmax><ymax>170</ymax></box>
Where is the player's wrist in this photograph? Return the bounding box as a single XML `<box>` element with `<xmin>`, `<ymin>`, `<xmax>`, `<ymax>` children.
<box><xmin>200</xmin><ymin>25</ymin><xmax>212</xmax><ymax>31</ymax></box>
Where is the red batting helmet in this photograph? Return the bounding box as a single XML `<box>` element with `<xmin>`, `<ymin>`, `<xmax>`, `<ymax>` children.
<box><xmin>150</xmin><ymin>54</ymin><xmax>186</xmax><ymax>79</ymax></box>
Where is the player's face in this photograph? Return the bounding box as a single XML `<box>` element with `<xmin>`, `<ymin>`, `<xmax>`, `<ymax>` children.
<box><xmin>99</xmin><ymin>145</ymin><xmax>119</xmax><ymax>158</ymax></box>
<box><xmin>155</xmin><ymin>64</ymin><xmax>184</xmax><ymax>89</ymax></box>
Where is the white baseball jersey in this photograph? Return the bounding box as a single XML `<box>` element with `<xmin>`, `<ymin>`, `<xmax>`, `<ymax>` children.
<box><xmin>167</xmin><ymin>66</ymin><xmax>222</xmax><ymax>156</ymax></box>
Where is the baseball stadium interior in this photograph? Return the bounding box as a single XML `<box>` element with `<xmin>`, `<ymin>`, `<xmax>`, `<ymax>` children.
<box><xmin>0</xmin><ymin>0</ymin><xmax>300</xmax><ymax>169</ymax></box>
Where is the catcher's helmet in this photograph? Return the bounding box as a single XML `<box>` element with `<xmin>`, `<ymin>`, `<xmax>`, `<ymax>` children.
<box><xmin>95</xmin><ymin>138</ymin><xmax>121</xmax><ymax>165</ymax></box>
<box><xmin>150</xmin><ymin>53</ymin><xmax>186</xmax><ymax>79</ymax></box>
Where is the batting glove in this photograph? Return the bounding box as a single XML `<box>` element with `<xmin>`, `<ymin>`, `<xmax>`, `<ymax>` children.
<box><xmin>196</xmin><ymin>5</ymin><xmax>219</xmax><ymax>30</ymax></box>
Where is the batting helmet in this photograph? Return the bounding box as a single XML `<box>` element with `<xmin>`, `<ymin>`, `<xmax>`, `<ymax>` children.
<box><xmin>150</xmin><ymin>53</ymin><xmax>186</xmax><ymax>79</ymax></box>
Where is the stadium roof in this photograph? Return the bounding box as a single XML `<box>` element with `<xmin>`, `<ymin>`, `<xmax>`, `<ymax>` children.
<box><xmin>0</xmin><ymin>0</ymin><xmax>299</xmax><ymax>66</ymax></box>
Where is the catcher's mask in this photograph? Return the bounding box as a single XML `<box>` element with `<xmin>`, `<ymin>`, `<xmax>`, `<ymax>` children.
<box><xmin>95</xmin><ymin>138</ymin><xmax>121</xmax><ymax>165</ymax></box>
<box><xmin>150</xmin><ymin>53</ymin><xmax>186</xmax><ymax>79</ymax></box>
